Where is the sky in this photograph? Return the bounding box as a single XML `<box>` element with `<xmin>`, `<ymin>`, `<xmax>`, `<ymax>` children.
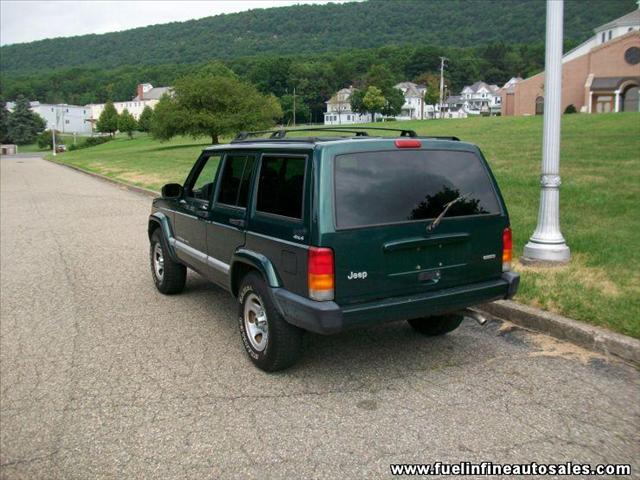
<box><xmin>0</xmin><ymin>0</ymin><xmax>354</xmax><ymax>46</ymax></box>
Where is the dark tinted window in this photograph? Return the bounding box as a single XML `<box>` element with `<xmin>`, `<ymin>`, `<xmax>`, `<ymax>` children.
<box><xmin>217</xmin><ymin>155</ymin><xmax>255</xmax><ymax>207</ymax></box>
<box><xmin>256</xmin><ymin>156</ymin><xmax>306</xmax><ymax>219</ymax></box>
<box><xmin>334</xmin><ymin>150</ymin><xmax>500</xmax><ymax>229</ymax></box>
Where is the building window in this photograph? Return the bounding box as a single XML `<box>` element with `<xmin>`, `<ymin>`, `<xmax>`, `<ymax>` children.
<box><xmin>65</xmin><ymin>119</ymin><xmax>70</xmax><ymax>124</ymax></box>
<box><xmin>608</xmin><ymin>30</ymin><xmax>612</xmax><ymax>40</ymax></box>
<box><xmin>601</xmin><ymin>32</ymin><xmax>605</xmax><ymax>43</ymax></box>
<box><xmin>535</xmin><ymin>96</ymin><xmax>544</xmax><ymax>115</ymax></box>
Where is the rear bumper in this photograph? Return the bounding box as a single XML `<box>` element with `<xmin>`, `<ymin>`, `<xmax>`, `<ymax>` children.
<box><xmin>273</xmin><ymin>272</ymin><xmax>520</xmax><ymax>335</ymax></box>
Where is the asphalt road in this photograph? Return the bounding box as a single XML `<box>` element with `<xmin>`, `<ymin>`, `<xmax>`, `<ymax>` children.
<box><xmin>1</xmin><ymin>155</ymin><xmax>639</xmax><ymax>480</ymax></box>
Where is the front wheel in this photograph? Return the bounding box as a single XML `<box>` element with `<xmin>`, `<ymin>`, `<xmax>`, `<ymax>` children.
<box><xmin>407</xmin><ymin>313</ymin><xmax>463</xmax><ymax>336</ymax></box>
<box><xmin>150</xmin><ymin>229</ymin><xmax>186</xmax><ymax>294</ymax></box>
<box><xmin>238</xmin><ymin>273</ymin><xmax>303</xmax><ymax>372</ymax></box>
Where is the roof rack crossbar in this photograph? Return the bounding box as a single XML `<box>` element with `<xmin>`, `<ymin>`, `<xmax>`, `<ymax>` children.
<box><xmin>232</xmin><ymin>126</ymin><xmax>419</xmax><ymax>142</ymax></box>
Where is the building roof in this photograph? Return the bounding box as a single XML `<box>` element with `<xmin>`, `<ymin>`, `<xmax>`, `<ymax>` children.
<box><xmin>590</xmin><ymin>76</ymin><xmax>640</xmax><ymax>91</ymax></box>
<box><xmin>462</xmin><ymin>81</ymin><xmax>500</xmax><ymax>94</ymax></box>
<box><xmin>394</xmin><ymin>82</ymin><xmax>426</xmax><ymax>97</ymax></box>
<box><xmin>595</xmin><ymin>8</ymin><xmax>640</xmax><ymax>32</ymax></box>
<box><xmin>133</xmin><ymin>86</ymin><xmax>172</xmax><ymax>101</ymax></box>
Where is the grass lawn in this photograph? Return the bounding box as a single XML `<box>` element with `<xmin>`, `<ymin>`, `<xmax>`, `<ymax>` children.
<box><xmin>52</xmin><ymin>113</ymin><xmax>640</xmax><ymax>338</ymax></box>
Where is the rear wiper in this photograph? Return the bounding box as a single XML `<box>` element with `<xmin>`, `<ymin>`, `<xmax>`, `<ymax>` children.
<box><xmin>427</xmin><ymin>193</ymin><xmax>471</xmax><ymax>232</ymax></box>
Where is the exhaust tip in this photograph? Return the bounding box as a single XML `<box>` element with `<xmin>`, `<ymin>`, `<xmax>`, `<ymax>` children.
<box><xmin>462</xmin><ymin>309</ymin><xmax>489</xmax><ymax>326</ymax></box>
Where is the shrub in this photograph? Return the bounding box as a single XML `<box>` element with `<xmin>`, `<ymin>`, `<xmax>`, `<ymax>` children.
<box><xmin>67</xmin><ymin>135</ymin><xmax>112</xmax><ymax>151</ymax></box>
<box><xmin>564</xmin><ymin>104</ymin><xmax>577</xmax><ymax>114</ymax></box>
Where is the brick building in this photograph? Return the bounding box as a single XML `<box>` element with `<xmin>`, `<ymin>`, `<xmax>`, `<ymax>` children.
<box><xmin>503</xmin><ymin>8</ymin><xmax>640</xmax><ymax>115</ymax></box>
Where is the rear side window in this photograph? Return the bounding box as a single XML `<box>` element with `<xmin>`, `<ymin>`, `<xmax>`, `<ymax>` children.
<box><xmin>334</xmin><ymin>150</ymin><xmax>500</xmax><ymax>229</ymax></box>
<box><xmin>217</xmin><ymin>154</ymin><xmax>255</xmax><ymax>208</ymax></box>
<box><xmin>256</xmin><ymin>155</ymin><xmax>306</xmax><ymax>219</ymax></box>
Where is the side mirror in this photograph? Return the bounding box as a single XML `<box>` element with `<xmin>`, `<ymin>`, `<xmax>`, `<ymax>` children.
<box><xmin>161</xmin><ymin>183</ymin><xmax>183</xmax><ymax>198</ymax></box>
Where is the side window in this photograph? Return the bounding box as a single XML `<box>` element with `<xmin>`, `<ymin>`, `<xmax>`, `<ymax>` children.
<box><xmin>186</xmin><ymin>153</ymin><xmax>221</xmax><ymax>201</ymax></box>
<box><xmin>216</xmin><ymin>154</ymin><xmax>255</xmax><ymax>208</ymax></box>
<box><xmin>256</xmin><ymin>155</ymin><xmax>306</xmax><ymax>219</ymax></box>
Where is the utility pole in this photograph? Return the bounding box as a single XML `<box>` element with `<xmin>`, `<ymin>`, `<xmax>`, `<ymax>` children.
<box><xmin>523</xmin><ymin>0</ymin><xmax>570</xmax><ymax>264</ymax></box>
<box><xmin>52</xmin><ymin>108</ymin><xmax>59</xmax><ymax>157</ymax></box>
<box><xmin>439</xmin><ymin>57</ymin><xmax>448</xmax><ymax>119</ymax></box>
<box><xmin>293</xmin><ymin>87</ymin><xmax>296</xmax><ymax>128</ymax></box>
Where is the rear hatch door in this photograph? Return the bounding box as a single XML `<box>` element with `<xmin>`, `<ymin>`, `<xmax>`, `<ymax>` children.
<box><xmin>326</xmin><ymin>146</ymin><xmax>507</xmax><ymax>305</ymax></box>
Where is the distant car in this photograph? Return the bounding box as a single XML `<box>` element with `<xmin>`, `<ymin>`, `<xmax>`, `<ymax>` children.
<box><xmin>148</xmin><ymin>127</ymin><xmax>519</xmax><ymax>371</ymax></box>
<box><xmin>55</xmin><ymin>144</ymin><xmax>67</xmax><ymax>153</ymax></box>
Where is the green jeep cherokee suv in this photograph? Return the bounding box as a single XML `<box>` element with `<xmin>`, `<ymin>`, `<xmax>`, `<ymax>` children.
<box><xmin>148</xmin><ymin>127</ymin><xmax>519</xmax><ymax>371</ymax></box>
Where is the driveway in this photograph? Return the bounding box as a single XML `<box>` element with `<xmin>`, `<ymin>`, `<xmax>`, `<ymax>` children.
<box><xmin>1</xmin><ymin>155</ymin><xmax>638</xmax><ymax>479</ymax></box>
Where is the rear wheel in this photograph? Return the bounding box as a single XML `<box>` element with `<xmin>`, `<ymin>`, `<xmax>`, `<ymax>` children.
<box><xmin>150</xmin><ymin>229</ymin><xmax>186</xmax><ymax>294</ymax></box>
<box><xmin>238</xmin><ymin>272</ymin><xmax>303</xmax><ymax>372</ymax></box>
<box><xmin>407</xmin><ymin>313</ymin><xmax>463</xmax><ymax>336</ymax></box>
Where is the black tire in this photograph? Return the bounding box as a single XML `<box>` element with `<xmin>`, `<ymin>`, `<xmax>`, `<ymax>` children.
<box><xmin>407</xmin><ymin>313</ymin><xmax>463</xmax><ymax>336</ymax></box>
<box><xmin>238</xmin><ymin>272</ymin><xmax>303</xmax><ymax>372</ymax></box>
<box><xmin>150</xmin><ymin>229</ymin><xmax>186</xmax><ymax>295</ymax></box>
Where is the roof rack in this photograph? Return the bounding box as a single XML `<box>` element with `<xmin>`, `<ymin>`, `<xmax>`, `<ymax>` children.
<box><xmin>232</xmin><ymin>126</ymin><xmax>418</xmax><ymax>143</ymax></box>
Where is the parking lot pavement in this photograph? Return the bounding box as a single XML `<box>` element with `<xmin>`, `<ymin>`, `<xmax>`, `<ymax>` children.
<box><xmin>1</xmin><ymin>155</ymin><xmax>639</xmax><ymax>479</ymax></box>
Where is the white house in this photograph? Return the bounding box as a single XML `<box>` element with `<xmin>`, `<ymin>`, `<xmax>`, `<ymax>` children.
<box><xmin>6</xmin><ymin>101</ymin><xmax>92</xmax><ymax>134</ymax></box>
<box><xmin>460</xmin><ymin>81</ymin><xmax>502</xmax><ymax>115</ymax></box>
<box><xmin>324</xmin><ymin>82</ymin><xmax>430</xmax><ymax>125</ymax></box>
<box><xmin>88</xmin><ymin>83</ymin><xmax>172</xmax><ymax>128</ymax></box>
<box><xmin>563</xmin><ymin>8</ymin><xmax>640</xmax><ymax>62</ymax></box>
<box><xmin>394</xmin><ymin>82</ymin><xmax>427</xmax><ymax>120</ymax></box>
<box><xmin>442</xmin><ymin>96</ymin><xmax>468</xmax><ymax>119</ymax></box>
<box><xmin>324</xmin><ymin>87</ymin><xmax>373</xmax><ymax>125</ymax></box>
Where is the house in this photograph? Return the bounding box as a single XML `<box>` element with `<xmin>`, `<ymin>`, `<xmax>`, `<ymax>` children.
<box><xmin>88</xmin><ymin>83</ymin><xmax>172</xmax><ymax>128</ymax></box>
<box><xmin>504</xmin><ymin>8</ymin><xmax>640</xmax><ymax>115</ymax></box>
<box><xmin>324</xmin><ymin>82</ymin><xmax>429</xmax><ymax>124</ymax></box>
<box><xmin>441</xmin><ymin>95</ymin><xmax>468</xmax><ymax>119</ymax></box>
<box><xmin>6</xmin><ymin>101</ymin><xmax>92</xmax><ymax>134</ymax></box>
<box><xmin>324</xmin><ymin>87</ymin><xmax>373</xmax><ymax>125</ymax></box>
<box><xmin>394</xmin><ymin>82</ymin><xmax>427</xmax><ymax>120</ymax></box>
<box><xmin>460</xmin><ymin>81</ymin><xmax>502</xmax><ymax>115</ymax></box>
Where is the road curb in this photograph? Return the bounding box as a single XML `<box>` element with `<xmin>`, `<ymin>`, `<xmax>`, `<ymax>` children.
<box><xmin>45</xmin><ymin>158</ymin><xmax>159</xmax><ymax>198</ymax></box>
<box><xmin>478</xmin><ymin>300</ymin><xmax>640</xmax><ymax>365</ymax></box>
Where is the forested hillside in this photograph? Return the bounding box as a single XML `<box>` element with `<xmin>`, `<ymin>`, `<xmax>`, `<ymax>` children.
<box><xmin>0</xmin><ymin>0</ymin><xmax>634</xmax><ymax>74</ymax></box>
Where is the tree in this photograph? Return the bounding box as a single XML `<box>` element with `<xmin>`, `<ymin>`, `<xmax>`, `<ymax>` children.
<box><xmin>96</xmin><ymin>101</ymin><xmax>119</xmax><ymax>136</ymax></box>
<box><xmin>362</xmin><ymin>86</ymin><xmax>386</xmax><ymax>121</ymax></box>
<box><xmin>151</xmin><ymin>72</ymin><xmax>282</xmax><ymax>144</ymax></box>
<box><xmin>0</xmin><ymin>98</ymin><xmax>10</xmax><ymax>143</ymax></box>
<box><xmin>6</xmin><ymin>95</ymin><xmax>46</xmax><ymax>145</ymax></box>
<box><xmin>279</xmin><ymin>94</ymin><xmax>310</xmax><ymax>125</ymax></box>
<box><xmin>415</xmin><ymin>72</ymin><xmax>441</xmax><ymax>106</ymax></box>
<box><xmin>349</xmin><ymin>89</ymin><xmax>366</xmax><ymax>115</ymax></box>
<box><xmin>364</xmin><ymin>64</ymin><xmax>396</xmax><ymax>93</ymax></box>
<box><xmin>137</xmin><ymin>105</ymin><xmax>154</xmax><ymax>132</ymax></box>
<box><xmin>118</xmin><ymin>109</ymin><xmax>137</xmax><ymax>138</ymax></box>
<box><xmin>37</xmin><ymin>129</ymin><xmax>61</xmax><ymax>149</ymax></box>
<box><xmin>382</xmin><ymin>87</ymin><xmax>405</xmax><ymax>117</ymax></box>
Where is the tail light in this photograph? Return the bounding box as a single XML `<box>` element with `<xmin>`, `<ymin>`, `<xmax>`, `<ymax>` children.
<box><xmin>308</xmin><ymin>247</ymin><xmax>334</xmax><ymax>301</ymax></box>
<box><xmin>502</xmin><ymin>227</ymin><xmax>513</xmax><ymax>271</ymax></box>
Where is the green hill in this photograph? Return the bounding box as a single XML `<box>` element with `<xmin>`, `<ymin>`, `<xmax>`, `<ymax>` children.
<box><xmin>0</xmin><ymin>0</ymin><xmax>634</xmax><ymax>74</ymax></box>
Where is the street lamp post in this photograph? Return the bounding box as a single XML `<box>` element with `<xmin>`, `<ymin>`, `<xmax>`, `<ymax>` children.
<box><xmin>522</xmin><ymin>0</ymin><xmax>570</xmax><ymax>264</ymax></box>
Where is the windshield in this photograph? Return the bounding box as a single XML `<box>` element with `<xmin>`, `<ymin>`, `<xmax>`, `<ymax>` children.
<box><xmin>334</xmin><ymin>149</ymin><xmax>501</xmax><ymax>229</ymax></box>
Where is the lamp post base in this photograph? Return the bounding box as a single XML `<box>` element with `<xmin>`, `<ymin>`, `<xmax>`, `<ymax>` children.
<box><xmin>522</xmin><ymin>240</ymin><xmax>570</xmax><ymax>264</ymax></box>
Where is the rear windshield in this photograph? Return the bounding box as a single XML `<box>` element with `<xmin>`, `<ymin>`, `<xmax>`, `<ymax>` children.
<box><xmin>334</xmin><ymin>149</ymin><xmax>501</xmax><ymax>229</ymax></box>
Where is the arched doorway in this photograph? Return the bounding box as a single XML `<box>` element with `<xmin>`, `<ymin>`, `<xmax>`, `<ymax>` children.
<box><xmin>535</xmin><ymin>96</ymin><xmax>544</xmax><ymax>115</ymax></box>
<box><xmin>621</xmin><ymin>85</ymin><xmax>639</xmax><ymax>112</ymax></box>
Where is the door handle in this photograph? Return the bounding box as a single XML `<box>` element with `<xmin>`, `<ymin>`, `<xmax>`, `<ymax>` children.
<box><xmin>229</xmin><ymin>218</ymin><xmax>245</xmax><ymax>228</ymax></box>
